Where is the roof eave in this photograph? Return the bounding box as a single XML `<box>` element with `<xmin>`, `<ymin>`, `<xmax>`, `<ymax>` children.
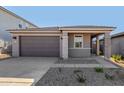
<box><xmin>59</xmin><ymin>27</ymin><xmax>116</xmax><ymax>31</ymax></box>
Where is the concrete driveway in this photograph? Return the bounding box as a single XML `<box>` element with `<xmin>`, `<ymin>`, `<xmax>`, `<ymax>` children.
<box><xmin>0</xmin><ymin>57</ymin><xmax>58</xmax><ymax>85</ymax></box>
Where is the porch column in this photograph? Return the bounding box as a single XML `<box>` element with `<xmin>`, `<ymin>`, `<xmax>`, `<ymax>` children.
<box><xmin>12</xmin><ymin>35</ymin><xmax>19</xmax><ymax>57</ymax></box>
<box><xmin>104</xmin><ymin>32</ymin><xmax>111</xmax><ymax>59</ymax></box>
<box><xmin>96</xmin><ymin>36</ymin><xmax>100</xmax><ymax>56</ymax></box>
<box><xmin>62</xmin><ymin>32</ymin><xmax>68</xmax><ymax>59</ymax></box>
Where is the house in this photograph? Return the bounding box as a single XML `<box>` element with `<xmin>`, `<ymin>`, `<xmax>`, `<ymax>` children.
<box><xmin>8</xmin><ymin>26</ymin><xmax>115</xmax><ymax>59</ymax></box>
<box><xmin>0</xmin><ymin>39</ymin><xmax>4</xmax><ymax>54</ymax></box>
<box><xmin>0</xmin><ymin>39</ymin><xmax>4</xmax><ymax>48</ymax></box>
<box><xmin>111</xmin><ymin>32</ymin><xmax>124</xmax><ymax>56</ymax></box>
<box><xmin>0</xmin><ymin>6</ymin><xmax>37</xmax><ymax>42</ymax></box>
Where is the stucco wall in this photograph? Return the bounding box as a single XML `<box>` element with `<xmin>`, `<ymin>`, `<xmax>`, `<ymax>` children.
<box><xmin>69</xmin><ymin>49</ymin><xmax>91</xmax><ymax>57</ymax></box>
<box><xmin>68</xmin><ymin>33</ymin><xmax>91</xmax><ymax>57</ymax></box>
<box><xmin>111</xmin><ymin>36</ymin><xmax>124</xmax><ymax>56</ymax></box>
<box><xmin>68</xmin><ymin>33</ymin><xmax>74</xmax><ymax>48</ymax></box>
<box><xmin>83</xmin><ymin>34</ymin><xmax>91</xmax><ymax>48</ymax></box>
<box><xmin>0</xmin><ymin>9</ymin><xmax>36</xmax><ymax>41</ymax></box>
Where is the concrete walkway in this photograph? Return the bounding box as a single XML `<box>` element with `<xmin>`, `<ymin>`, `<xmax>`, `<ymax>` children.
<box><xmin>52</xmin><ymin>57</ymin><xmax>118</xmax><ymax>68</ymax></box>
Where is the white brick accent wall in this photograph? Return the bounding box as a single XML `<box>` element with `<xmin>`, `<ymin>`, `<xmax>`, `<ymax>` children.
<box><xmin>12</xmin><ymin>35</ymin><xmax>19</xmax><ymax>57</ymax></box>
<box><xmin>62</xmin><ymin>32</ymin><xmax>68</xmax><ymax>59</ymax></box>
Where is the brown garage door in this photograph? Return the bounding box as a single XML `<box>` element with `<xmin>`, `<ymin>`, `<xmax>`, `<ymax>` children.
<box><xmin>20</xmin><ymin>36</ymin><xmax>60</xmax><ymax>57</ymax></box>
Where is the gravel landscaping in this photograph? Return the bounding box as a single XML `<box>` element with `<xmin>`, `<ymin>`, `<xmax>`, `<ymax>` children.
<box><xmin>56</xmin><ymin>59</ymin><xmax>99</xmax><ymax>64</ymax></box>
<box><xmin>35</xmin><ymin>67</ymin><xmax>124</xmax><ymax>86</ymax></box>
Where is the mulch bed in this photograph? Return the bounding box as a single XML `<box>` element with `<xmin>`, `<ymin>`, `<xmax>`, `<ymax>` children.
<box><xmin>35</xmin><ymin>68</ymin><xmax>124</xmax><ymax>86</ymax></box>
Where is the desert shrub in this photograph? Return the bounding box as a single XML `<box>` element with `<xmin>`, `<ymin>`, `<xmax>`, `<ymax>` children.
<box><xmin>58</xmin><ymin>67</ymin><xmax>62</xmax><ymax>73</ymax></box>
<box><xmin>111</xmin><ymin>54</ymin><xmax>116</xmax><ymax>60</ymax></box>
<box><xmin>112</xmin><ymin>54</ymin><xmax>123</xmax><ymax>61</ymax></box>
<box><xmin>122</xmin><ymin>56</ymin><xmax>124</xmax><ymax>60</ymax></box>
<box><xmin>75</xmin><ymin>73</ymin><xmax>86</xmax><ymax>83</ymax></box>
<box><xmin>95</xmin><ymin>67</ymin><xmax>104</xmax><ymax>73</ymax></box>
<box><xmin>74</xmin><ymin>70</ymin><xmax>86</xmax><ymax>83</ymax></box>
<box><xmin>105</xmin><ymin>73</ymin><xmax>114</xmax><ymax>80</ymax></box>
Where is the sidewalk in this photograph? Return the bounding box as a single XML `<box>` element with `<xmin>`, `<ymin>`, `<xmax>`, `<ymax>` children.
<box><xmin>52</xmin><ymin>57</ymin><xmax>118</xmax><ymax>68</ymax></box>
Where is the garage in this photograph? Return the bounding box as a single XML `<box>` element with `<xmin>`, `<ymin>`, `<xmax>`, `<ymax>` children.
<box><xmin>20</xmin><ymin>36</ymin><xmax>60</xmax><ymax>57</ymax></box>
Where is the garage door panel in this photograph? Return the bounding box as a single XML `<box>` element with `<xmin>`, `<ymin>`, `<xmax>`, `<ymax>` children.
<box><xmin>20</xmin><ymin>36</ymin><xmax>59</xmax><ymax>57</ymax></box>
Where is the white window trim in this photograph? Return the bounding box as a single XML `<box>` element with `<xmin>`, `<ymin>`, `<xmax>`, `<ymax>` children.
<box><xmin>73</xmin><ymin>34</ymin><xmax>83</xmax><ymax>48</ymax></box>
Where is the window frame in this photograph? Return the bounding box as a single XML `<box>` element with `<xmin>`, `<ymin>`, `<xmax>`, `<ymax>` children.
<box><xmin>74</xmin><ymin>34</ymin><xmax>83</xmax><ymax>48</ymax></box>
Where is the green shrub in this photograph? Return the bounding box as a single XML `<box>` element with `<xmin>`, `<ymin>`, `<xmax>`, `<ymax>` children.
<box><xmin>112</xmin><ymin>54</ymin><xmax>123</xmax><ymax>61</ymax></box>
<box><xmin>95</xmin><ymin>67</ymin><xmax>104</xmax><ymax>73</ymax></box>
<box><xmin>111</xmin><ymin>54</ymin><xmax>116</xmax><ymax>60</ymax></box>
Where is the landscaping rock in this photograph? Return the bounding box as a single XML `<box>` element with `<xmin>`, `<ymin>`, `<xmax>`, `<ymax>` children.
<box><xmin>116</xmin><ymin>69</ymin><xmax>124</xmax><ymax>78</ymax></box>
<box><xmin>35</xmin><ymin>68</ymin><xmax>124</xmax><ymax>86</ymax></box>
<box><xmin>105</xmin><ymin>71</ymin><xmax>115</xmax><ymax>80</ymax></box>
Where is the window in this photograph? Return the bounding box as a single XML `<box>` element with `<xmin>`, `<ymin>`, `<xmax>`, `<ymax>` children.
<box><xmin>19</xmin><ymin>24</ymin><xmax>22</xmax><ymax>28</ymax></box>
<box><xmin>74</xmin><ymin>34</ymin><xmax>83</xmax><ymax>48</ymax></box>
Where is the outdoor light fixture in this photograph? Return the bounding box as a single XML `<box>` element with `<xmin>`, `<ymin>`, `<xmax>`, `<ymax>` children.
<box><xmin>13</xmin><ymin>36</ymin><xmax>17</xmax><ymax>40</ymax></box>
<box><xmin>13</xmin><ymin>36</ymin><xmax>17</xmax><ymax>43</ymax></box>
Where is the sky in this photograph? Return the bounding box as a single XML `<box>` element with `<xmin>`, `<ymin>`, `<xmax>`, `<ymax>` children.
<box><xmin>5</xmin><ymin>6</ymin><xmax>124</xmax><ymax>34</ymax></box>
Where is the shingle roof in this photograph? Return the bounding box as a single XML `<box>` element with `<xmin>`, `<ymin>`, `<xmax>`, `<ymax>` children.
<box><xmin>60</xmin><ymin>25</ymin><xmax>116</xmax><ymax>28</ymax></box>
<box><xmin>7</xmin><ymin>25</ymin><xmax>116</xmax><ymax>31</ymax></box>
<box><xmin>7</xmin><ymin>27</ymin><xmax>59</xmax><ymax>31</ymax></box>
<box><xmin>111</xmin><ymin>32</ymin><xmax>124</xmax><ymax>38</ymax></box>
<box><xmin>0</xmin><ymin>6</ymin><xmax>38</xmax><ymax>27</ymax></box>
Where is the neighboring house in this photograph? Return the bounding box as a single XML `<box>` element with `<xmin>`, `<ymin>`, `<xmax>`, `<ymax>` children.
<box><xmin>8</xmin><ymin>26</ymin><xmax>115</xmax><ymax>59</ymax></box>
<box><xmin>0</xmin><ymin>6</ymin><xmax>37</xmax><ymax>42</ymax></box>
<box><xmin>111</xmin><ymin>32</ymin><xmax>124</xmax><ymax>56</ymax></box>
<box><xmin>0</xmin><ymin>39</ymin><xmax>4</xmax><ymax>48</ymax></box>
<box><xmin>0</xmin><ymin>39</ymin><xmax>4</xmax><ymax>54</ymax></box>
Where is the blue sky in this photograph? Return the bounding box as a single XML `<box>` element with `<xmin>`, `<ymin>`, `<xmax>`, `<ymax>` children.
<box><xmin>5</xmin><ymin>6</ymin><xmax>124</xmax><ymax>34</ymax></box>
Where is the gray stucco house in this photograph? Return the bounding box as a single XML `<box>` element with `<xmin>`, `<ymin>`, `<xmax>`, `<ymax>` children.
<box><xmin>8</xmin><ymin>26</ymin><xmax>115</xmax><ymax>59</ymax></box>
<box><xmin>0</xmin><ymin>6</ymin><xmax>37</xmax><ymax>42</ymax></box>
<box><xmin>111</xmin><ymin>32</ymin><xmax>124</xmax><ymax>56</ymax></box>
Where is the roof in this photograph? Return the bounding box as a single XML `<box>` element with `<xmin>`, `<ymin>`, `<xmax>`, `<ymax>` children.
<box><xmin>111</xmin><ymin>32</ymin><xmax>124</xmax><ymax>38</ymax></box>
<box><xmin>0</xmin><ymin>6</ymin><xmax>38</xmax><ymax>27</ymax></box>
<box><xmin>60</xmin><ymin>25</ymin><xmax>116</xmax><ymax>28</ymax></box>
<box><xmin>7</xmin><ymin>25</ymin><xmax>116</xmax><ymax>31</ymax></box>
